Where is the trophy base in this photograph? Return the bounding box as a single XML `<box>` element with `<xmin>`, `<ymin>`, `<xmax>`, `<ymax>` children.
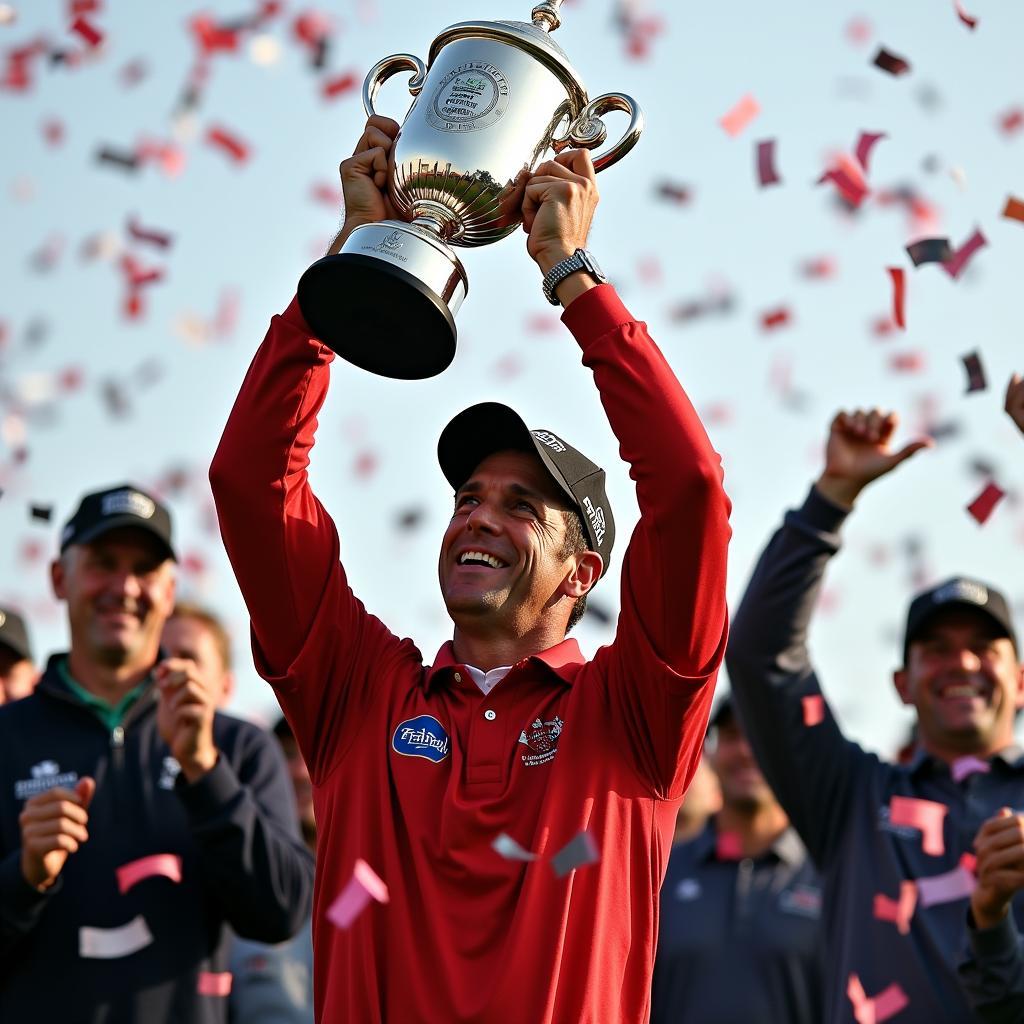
<box><xmin>297</xmin><ymin>222</ymin><xmax>469</xmax><ymax>381</ymax></box>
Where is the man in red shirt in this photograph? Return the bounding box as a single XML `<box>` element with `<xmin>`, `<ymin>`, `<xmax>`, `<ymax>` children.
<box><xmin>210</xmin><ymin>115</ymin><xmax>731</xmax><ymax>1024</ymax></box>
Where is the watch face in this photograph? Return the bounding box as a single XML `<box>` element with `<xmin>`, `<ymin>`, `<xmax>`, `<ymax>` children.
<box><xmin>580</xmin><ymin>250</ymin><xmax>605</xmax><ymax>281</ymax></box>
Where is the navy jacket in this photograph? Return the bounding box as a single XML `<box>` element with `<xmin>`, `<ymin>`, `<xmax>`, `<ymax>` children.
<box><xmin>0</xmin><ymin>654</ymin><xmax>315</xmax><ymax>1024</ymax></box>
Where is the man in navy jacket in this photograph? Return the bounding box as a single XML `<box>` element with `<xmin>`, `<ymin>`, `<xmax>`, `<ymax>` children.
<box><xmin>0</xmin><ymin>484</ymin><xmax>314</xmax><ymax>1023</ymax></box>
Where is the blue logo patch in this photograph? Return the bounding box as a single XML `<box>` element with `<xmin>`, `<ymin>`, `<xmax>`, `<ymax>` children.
<box><xmin>392</xmin><ymin>715</ymin><xmax>450</xmax><ymax>763</ymax></box>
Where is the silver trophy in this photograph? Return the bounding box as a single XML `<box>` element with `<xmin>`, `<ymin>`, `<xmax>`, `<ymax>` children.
<box><xmin>297</xmin><ymin>0</ymin><xmax>643</xmax><ymax>379</ymax></box>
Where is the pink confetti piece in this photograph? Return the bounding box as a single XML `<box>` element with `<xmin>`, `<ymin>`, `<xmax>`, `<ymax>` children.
<box><xmin>116</xmin><ymin>853</ymin><xmax>182</xmax><ymax>894</ymax></box>
<box><xmin>888</xmin><ymin>351</ymin><xmax>925</xmax><ymax>373</ymax></box>
<box><xmin>999</xmin><ymin>108</ymin><xmax>1024</xmax><ymax>136</ymax></box>
<box><xmin>799</xmin><ymin>255</ymin><xmax>837</xmax><ymax>279</ymax></box>
<box><xmin>961</xmin><ymin>852</ymin><xmax>978</xmax><ymax>875</ymax></box>
<box><xmin>854</xmin><ymin>131</ymin><xmax>886</xmax><ymax>173</ymax></box>
<box><xmin>873</xmin><ymin>880</ymin><xmax>917</xmax><ymax>934</ymax></box>
<box><xmin>492</xmin><ymin>833</ymin><xmax>538</xmax><ymax>861</ymax></box>
<box><xmin>70</xmin><ymin>15</ymin><xmax>103</xmax><ymax>48</ymax></box>
<box><xmin>916</xmin><ymin>863</ymin><xmax>976</xmax><ymax>907</ymax></box>
<box><xmin>887</xmin><ymin>267</ymin><xmax>906</xmax><ymax>329</ymax></box>
<box><xmin>197</xmin><ymin>971</ymin><xmax>232</xmax><ymax>997</ymax></box>
<box><xmin>890</xmin><ymin>796</ymin><xmax>947</xmax><ymax>855</ymax></box>
<box><xmin>79</xmin><ymin>916</ymin><xmax>154</xmax><ymax>959</ymax></box>
<box><xmin>716</xmin><ymin>831</ymin><xmax>743</xmax><ymax>861</ymax></box>
<box><xmin>321</xmin><ymin>71</ymin><xmax>357</xmax><ymax>99</ymax></box>
<box><xmin>551</xmin><ymin>830</ymin><xmax>601</xmax><ymax>877</ymax></box>
<box><xmin>756</xmin><ymin>138</ymin><xmax>781</xmax><ymax>186</ymax></box>
<box><xmin>951</xmin><ymin>755</ymin><xmax>990</xmax><ymax>782</ymax></box>
<box><xmin>802</xmin><ymin>694</ymin><xmax>825</xmax><ymax>726</ymax></box>
<box><xmin>205</xmin><ymin>125</ymin><xmax>250</xmax><ymax>164</ymax></box>
<box><xmin>326</xmin><ymin>859</ymin><xmax>389</xmax><ymax>929</ymax></box>
<box><xmin>719</xmin><ymin>93</ymin><xmax>760</xmax><ymax>138</ymax></box>
<box><xmin>943</xmin><ymin>228</ymin><xmax>987</xmax><ymax>279</ymax></box>
<box><xmin>848</xmin><ymin>975</ymin><xmax>911</xmax><ymax>1024</ymax></box>
<box><xmin>954</xmin><ymin>0</ymin><xmax>978</xmax><ymax>29</ymax></box>
<box><xmin>967</xmin><ymin>481</ymin><xmax>1005</xmax><ymax>524</ymax></box>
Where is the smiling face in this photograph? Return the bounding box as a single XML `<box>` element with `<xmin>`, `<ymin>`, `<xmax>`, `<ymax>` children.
<box><xmin>438</xmin><ymin>449</ymin><xmax>596</xmax><ymax>639</ymax></box>
<box><xmin>51</xmin><ymin>527</ymin><xmax>176</xmax><ymax>671</ymax></box>
<box><xmin>894</xmin><ymin>606</ymin><xmax>1024</xmax><ymax>758</ymax></box>
<box><xmin>708</xmin><ymin>717</ymin><xmax>774</xmax><ymax>813</ymax></box>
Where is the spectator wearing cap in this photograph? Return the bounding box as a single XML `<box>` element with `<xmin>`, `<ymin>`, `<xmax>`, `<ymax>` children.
<box><xmin>162</xmin><ymin>602</ymin><xmax>237</xmax><ymax>708</ymax></box>
<box><xmin>0</xmin><ymin>606</ymin><xmax>36</xmax><ymax>704</ymax></box>
<box><xmin>209</xmin><ymin>115</ymin><xmax>731</xmax><ymax>1022</ymax></box>
<box><xmin>228</xmin><ymin>716</ymin><xmax>315</xmax><ymax>1024</ymax></box>
<box><xmin>652</xmin><ymin>696</ymin><xmax>825</xmax><ymax>1024</ymax></box>
<box><xmin>727</xmin><ymin>402</ymin><xmax>1024</xmax><ymax>1022</ymax></box>
<box><xmin>0</xmin><ymin>483</ymin><xmax>314</xmax><ymax>1024</ymax></box>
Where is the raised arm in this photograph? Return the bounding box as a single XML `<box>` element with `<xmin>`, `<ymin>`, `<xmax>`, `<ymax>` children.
<box><xmin>727</xmin><ymin>409</ymin><xmax>930</xmax><ymax>866</ymax></box>
<box><xmin>523</xmin><ymin>151</ymin><xmax>732</xmax><ymax>796</ymax></box>
<box><xmin>209</xmin><ymin>117</ymin><xmax>411</xmax><ymax>780</ymax></box>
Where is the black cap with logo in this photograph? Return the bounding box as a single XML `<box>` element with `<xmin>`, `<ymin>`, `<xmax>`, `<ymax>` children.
<box><xmin>0</xmin><ymin>606</ymin><xmax>32</xmax><ymax>662</ymax></box>
<box><xmin>903</xmin><ymin>576</ymin><xmax>1017</xmax><ymax>661</ymax></box>
<box><xmin>60</xmin><ymin>484</ymin><xmax>176</xmax><ymax>561</ymax></box>
<box><xmin>437</xmin><ymin>402</ymin><xmax>615</xmax><ymax>576</ymax></box>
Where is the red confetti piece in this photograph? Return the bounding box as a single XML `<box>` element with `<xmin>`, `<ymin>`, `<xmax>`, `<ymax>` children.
<box><xmin>197</xmin><ymin>972</ymin><xmax>232</xmax><ymax>997</ymax></box>
<box><xmin>802</xmin><ymin>694</ymin><xmax>825</xmax><ymax>726</ymax></box>
<box><xmin>848</xmin><ymin>974</ymin><xmax>910</xmax><ymax>1024</ymax></box>
<box><xmin>189</xmin><ymin>14</ymin><xmax>239</xmax><ymax>55</ymax></box>
<box><xmin>818</xmin><ymin>166</ymin><xmax>869</xmax><ymax>208</ymax></box>
<box><xmin>998</xmin><ymin>107</ymin><xmax>1024</xmax><ymax>135</ymax></box>
<box><xmin>854</xmin><ymin>131</ymin><xmax>886</xmax><ymax>173</ymax></box>
<box><xmin>954</xmin><ymin>0</ymin><xmax>978</xmax><ymax>29</ymax></box>
<box><xmin>719</xmin><ymin>93</ymin><xmax>760</xmax><ymax>137</ymax></box>
<box><xmin>760</xmin><ymin>307</ymin><xmax>791</xmax><ymax>331</ymax></box>
<box><xmin>755</xmin><ymin>138</ymin><xmax>781</xmax><ymax>187</ymax></box>
<box><xmin>961</xmin><ymin>350</ymin><xmax>986</xmax><ymax>393</ymax></box>
<box><xmin>116</xmin><ymin>854</ymin><xmax>182</xmax><ymax>894</ymax></box>
<box><xmin>967</xmin><ymin>481</ymin><xmax>1005</xmax><ymax>524</ymax></box>
<box><xmin>873</xmin><ymin>880</ymin><xmax>917</xmax><ymax>934</ymax></box>
<box><xmin>943</xmin><ymin>228</ymin><xmax>987</xmax><ymax>279</ymax></box>
<box><xmin>292</xmin><ymin>9</ymin><xmax>333</xmax><ymax>50</ymax></box>
<box><xmin>1003</xmin><ymin>196</ymin><xmax>1024</xmax><ymax>222</ymax></box>
<box><xmin>715</xmin><ymin>832</ymin><xmax>743</xmax><ymax>861</ymax></box>
<box><xmin>961</xmin><ymin>852</ymin><xmax>978</xmax><ymax>875</ymax></box>
<box><xmin>205</xmin><ymin>125</ymin><xmax>250</xmax><ymax>164</ymax></box>
<box><xmin>327</xmin><ymin>859</ymin><xmax>389</xmax><ymax>929</ymax></box>
<box><xmin>322</xmin><ymin>71</ymin><xmax>357</xmax><ymax>99</ymax></box>
<box><xmin>887</xmin><ymin>267</ymin><xmax>905</xmax><ymax>329</ymax></box>
<box><xmin>872</xmin><ymin>46</ymin><xmax>911</xmax><ymax>76</ymax></box>
<box><xmin>889</xmin><ymin>796</ymin><xmax>947</xmax><ymax>855</ymax></box>
<box><xmin>70</xmin><ymin>15</ymin><xmax>103</xmax><ymax>48</ymax></box>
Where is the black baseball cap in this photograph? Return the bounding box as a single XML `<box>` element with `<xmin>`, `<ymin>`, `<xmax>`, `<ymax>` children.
<box><xmin>60</xmin><ymin>484</ymin><xmax>176</xmax><ymax>561</ymax></box>
<box><xmin>437</xmin><ymin>403</ymin><xmax>615</xmax><ymax>576</ymax></box>
<box><xmin>0</xmin><ymin>606</ymin><xmax>32</xmax><ymax>662</ymax></box>
<box><xmin>903</xmin><ymin>576</ymin><xmax>1017</xmax><ymax>661</ymax></box>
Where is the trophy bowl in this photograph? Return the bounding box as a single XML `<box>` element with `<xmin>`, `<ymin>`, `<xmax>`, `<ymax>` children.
<box><xmin>297</xmin><ymin>1</ymin><xmax>644</xmax><ymax>380</ymax></box>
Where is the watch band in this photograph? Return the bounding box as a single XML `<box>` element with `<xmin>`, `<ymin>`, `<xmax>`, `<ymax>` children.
<box><xmin>541</xmin><ymin>249</ymin><xmax>605</xmax><ymax>305</ymax></box>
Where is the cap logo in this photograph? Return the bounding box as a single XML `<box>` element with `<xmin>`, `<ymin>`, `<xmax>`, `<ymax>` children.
<box><xmin>582</xmin><ymin>495</ymin><xmax>606</xmax><ymax>546</ymax></box>
<box><xmin>532</xmin><ymin>430</ymin><xmax>566</xmax><ymax>454</ymax></box>
<box><xmin>933</xmin><ymin>579</ymin><xmax>988</xmax><ymax>607</ymax></box>
<box><xmin>101</xmin><ymin>489</ymin><xmax>155</xmax><ymax>520</ymax></box>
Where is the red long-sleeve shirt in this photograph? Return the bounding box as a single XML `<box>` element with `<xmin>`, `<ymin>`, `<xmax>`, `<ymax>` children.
<box><xmin>210</xmin><ymin>284</ymin><xmax>731</xmax><ymax>1023</ymax></box>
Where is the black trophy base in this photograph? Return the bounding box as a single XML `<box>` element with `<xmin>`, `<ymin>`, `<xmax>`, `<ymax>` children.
<box><xmin>297</xmin><ymin>253</ymin><xmax>457</xmax><ymax>380</ymax></box>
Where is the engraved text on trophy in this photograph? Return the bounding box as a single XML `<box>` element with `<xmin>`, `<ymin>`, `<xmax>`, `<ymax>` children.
<box><xmin>427</xmin><ymin>62</ymin><xmax>510</xmax><ymax>133</ymax></box>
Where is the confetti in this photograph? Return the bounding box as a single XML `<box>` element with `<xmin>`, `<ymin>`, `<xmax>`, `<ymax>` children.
<box><xmin>715</xmin><ymin>831</ymin><xmax>743</xmax><ymax>861</ymax></box>
<box><xmin>116</xmin><ymin>853</ymin><xmax>183</xmax><ymax>894</ymax></box>
<box><xmin>80</xmin><ymin>916</ymin><xmax>154</xmax><ymax>959</ymax></box>
<box><xmin>756</xmin><ymin>139</ymin><xmax>781</xmax><ymax>186</ymax></box>
<box><xmin>760</xmin><ymin>307</ymin><xmax>791</xmax><ymax>331</ymax></box>
<box><xmin>818</xmin><ymin>165</ymin><xmax>869</xmax><ymax>208</ymax></box>
<box><xmin>954</xmin><ymin>0</ymin><xmax>978</xmax><ymax>29</ymax></box>
<box><xmin>29</xmin><ymin>504</ymin><xmax>52</xmax><ymax>522</ymax></box>
<box><xmin>205</xmin><ymin>125</ymin><xmax>250</xmax><ymax>164</ymax></box>
<box><xmin>951</xmin><ymin>755</ymin><xmax>990</xmax><ymax>782</ymax></box>
<box><xmin>889</xmin><ymin>796</ymin><xmax>947</xmax><ymax>855</ymax></box>
<box><xmin>802</xmin><ymin>694</ymin><xmax>825</xmax><ymax>726</ymax></box>
<box><xmin>492</xmin><ymin>833</ymin><xmax>538</xmax><ymax>861</ymax></box>
<box><xmin>943</xmin><ymin>228</ymin><xmax>987</xmax><ymax>279</ymax></box>
<box><xmin>848</xmin><ymin>975</ymin><xmax>910</xmax><ymax>1024</ymax></box>
<box><xmin>127</xmin><ymin>215</ymin><xmax>174</xmax><ymax>249</ymax></box>
<box><xmin>906</xmin><ymin>238</ymin><xmax>952</xmax><ymax>267</ymax></box>
<box><xmin>197</xmin><ymin>972</ymin><xmax>232</xmax><ymax>997</ymax></box>
<box><xmin>854</xmin><ymin>131</ymin><xmax>886</xmax><ymax>173</ymax></box>
<box><xmin>70</xmin><ymin>15</ymin><xmax>103</xmax><ymax>48</ymax></box>
<box><xmin>718</xmin><ymin>93</ymin><xmax>760</xmax><ymax>137</ymax></box>
<box><xmin>321</xmin><ymin>71</ymin><xmax>357</xmax><ymax>99</ymax></box>
<box><xmin>967</xmin><ymin>481</ymin><xmax>1005</xmax><ymax>524</ymax></box>
<box><xmin>326</xmin><ymin>859</ymin><xmax>389</xmax><ymax>929</ymax></box>
<box><xmin>887</xmin><ymin>268</ymin><xmax>905</xmax><ymax>329</ymax></box>
<box><xmin>655</xmin><ymin>181</ymin><xmax>691</xmax><ymax>204</ymax></box>
<box><xmin>961</xmin><ymin>351</ymin><xmax>986</xmax><ymax>393</ymax></box>
<box><xmin>551</xmin><ymin>831</ymin><xmax>600</xmax><ymax>878</ymax></box>
<box><xmin>873</xmin><ymin>880</ymin><xmax>917</xmax><ymax>934</ymax></box>
<box><xmin>915</xmin><ymin>861</ymin><xmax>976</xmax><ymax>907</ymax></box>
<box><xmin>872</xmin><ymin>47</ymin><xmax>911</xmax><ymax>77</ymax></box>
<box><xmin>96</xmin><ymin>145</ymin><xmax>141</xmax><ymax>172</ymax></box>
<box><xmin>799</xmin><ymin>255</ymin><xmax>837</xmax><ymax>279</ymax></box>
<box><xmin>1003</xmin><ymin>196</ymin><xmax>1024</xmax><ymax>223</ymax></box>
<box><xmin>999</xmin><ymin>107</ymin><xmax>1024</xmax><ymax>136</ymax></box>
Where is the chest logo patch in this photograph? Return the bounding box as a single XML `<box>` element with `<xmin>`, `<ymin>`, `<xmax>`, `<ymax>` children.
<box><xmin>518</xmin><ymin>716</ymin><xmax>563</xmax><ymax>767</ymax></box>
<box><xmin>778</xmin><ymin>883</ymin><xmax>823</xmax><ymax>919</ymax></box>
<box><xmin>392</xmin><ymin>715</ymin><xmax>450</xmax><ymax>763</ymax></box>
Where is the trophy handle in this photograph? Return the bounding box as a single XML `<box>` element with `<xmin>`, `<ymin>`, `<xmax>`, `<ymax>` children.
<box><xmin>362</xmin><ymin>53</ymin><xmax>428</xmax><ymax>118</ymax></box>
<box><xmin>551</xmin><ymin>93</ymin><xmax>644</xmax><ymax>173</ymax></box>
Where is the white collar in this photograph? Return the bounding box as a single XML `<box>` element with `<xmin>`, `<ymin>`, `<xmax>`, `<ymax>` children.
<box><xmin>464</xmin><ymin>664</ymin><xmax>513</xmax><ymax>696</ymax></box>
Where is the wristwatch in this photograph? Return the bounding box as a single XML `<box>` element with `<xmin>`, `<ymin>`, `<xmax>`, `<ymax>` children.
<box><xmin>541</xmin><ymin>248</ymin><xmax>607</xmax><ymax>306</ymax></box>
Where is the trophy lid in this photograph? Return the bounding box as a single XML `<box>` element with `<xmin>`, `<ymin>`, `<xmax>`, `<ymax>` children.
<box><xmin>428</xmin><ymin>19</ymin><xmax>587</xmax><ymax>109</ymax></box>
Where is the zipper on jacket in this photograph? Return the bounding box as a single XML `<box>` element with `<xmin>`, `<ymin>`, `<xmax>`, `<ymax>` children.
<box><xmin>111</xmin><ymin>724</ymin><xmax>125</xmax><ymax>819</ymax></box>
